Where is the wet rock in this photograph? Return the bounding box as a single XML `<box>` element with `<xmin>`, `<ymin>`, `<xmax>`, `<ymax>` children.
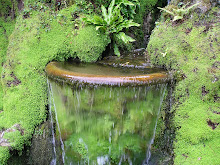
<box><xmin>27</xmin><ymin>121</ymin><xmax>54</xmax><ymax>164</ymax></box>
<box><xmin>7</xmin><ymin>121</ymin><xmax>55</xmax><ymax>165</ymax></box>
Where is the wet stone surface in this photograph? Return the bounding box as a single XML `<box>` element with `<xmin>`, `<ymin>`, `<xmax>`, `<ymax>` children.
<box><xmin>45</xmin><ymin>52</ymin><xmax>171</xmax><ymax>87</ymax></box>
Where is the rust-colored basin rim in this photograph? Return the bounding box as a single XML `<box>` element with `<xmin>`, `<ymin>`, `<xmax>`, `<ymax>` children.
<box><xmin>46</xmin><ymin>62</ymin><xmax>170</xmax><ymax>86</ymax></box>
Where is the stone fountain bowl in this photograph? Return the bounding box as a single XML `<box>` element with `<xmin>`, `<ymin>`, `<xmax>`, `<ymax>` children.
<box><xmin>45</xmin><ymin>61</ymin><xmax>171</xmax><ymax>86</ymax></box>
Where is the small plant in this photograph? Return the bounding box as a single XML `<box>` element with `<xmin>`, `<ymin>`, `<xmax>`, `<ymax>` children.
<box><xmin>158</xmin><ymin>2</ymin><xmax>200</xmax><ymax>22</ymax></box>
<box><xmin>83</xmin><ymin>0</ymin><xmax>140</xmax><ymax>56</ymax></box>
<box><xmin>118</xmin><ymin>0</ymin><xmax>140</xmax><ymax>19</ymax></box>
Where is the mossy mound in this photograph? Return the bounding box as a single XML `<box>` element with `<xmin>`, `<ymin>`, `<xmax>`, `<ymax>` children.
<box><xmin>0</xmin><ymin>18</ymin><xmax>15</xmax><ymax>110</ymax></box>
<box><xmin>71</xmin><ymin>26</ymin><xmax>110</xmax><ymax>62</ymax></box>
<box><xmin>148</xmin><ymin>5</ymin><xmax>220</xmax><ymax>165</ymax></box>
<box><xmin>0</xmin><ymin>2</ymin><xmax>109</xmax><ymax>163</ymax></box>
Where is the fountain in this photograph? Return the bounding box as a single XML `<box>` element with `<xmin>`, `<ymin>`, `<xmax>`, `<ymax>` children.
<box><xmin>46</xmin><ymin>60</ymin><xmax>170</xmax><ymax>165</ymax></box>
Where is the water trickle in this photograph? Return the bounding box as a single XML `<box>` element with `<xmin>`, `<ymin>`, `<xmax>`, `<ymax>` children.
<box><xmin>143</xmin><ymin>85</ymin><xmax>166</xmax><ymax>165</ymax></box>
<box><xmin>48</xmin><ymin>79</ymin><xmax>66</xmax><ymax>164</ymax></box>
<box><xmin>47</xmin><ymin>79</ymin><xmax>57</xmax><ymax>165</ymax></box>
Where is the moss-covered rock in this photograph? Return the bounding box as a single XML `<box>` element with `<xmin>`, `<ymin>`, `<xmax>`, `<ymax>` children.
<box><xmin>148</xmin><ymin>3</ymin><xmax>220</xmax><ymax>164</ymax></box>
<box><xmin>72</xmin><ymin>26</ymin><xmax>110</xmax><ymax>62</ymax></box>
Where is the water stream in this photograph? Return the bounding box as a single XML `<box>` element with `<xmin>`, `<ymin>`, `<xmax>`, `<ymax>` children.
<box><xmin>48</xmin><ymin>79</ymin><xmax>167</xmax><ymax>165</ymax></box>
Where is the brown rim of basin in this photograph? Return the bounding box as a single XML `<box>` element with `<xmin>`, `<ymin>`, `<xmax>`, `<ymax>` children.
<box><xmin>46</xmin><ymin>62</ymin><xmax>170</xmax><ymax>86</ymax></box>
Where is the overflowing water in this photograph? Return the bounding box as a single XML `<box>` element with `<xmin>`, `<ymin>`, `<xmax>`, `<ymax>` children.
<box><xmin>47</xmin><ymin>79</ymin><xmax>57</xmax><ymax>165</ymax></box>
<box><xmin>48</xmin><ymin>79</ymin><xmax>166</xmax><ymax>165</ymax></box>
<box><xmin>48</xmin><ymin>80</ymin><xmax>66</xmax><ymax>164</ymax></box>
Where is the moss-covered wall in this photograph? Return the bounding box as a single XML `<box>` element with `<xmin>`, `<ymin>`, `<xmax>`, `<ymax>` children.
<box><xmin>148</xmin><ymin>2</ymin><xmax>220</xmax><ymax>164</ymax></box>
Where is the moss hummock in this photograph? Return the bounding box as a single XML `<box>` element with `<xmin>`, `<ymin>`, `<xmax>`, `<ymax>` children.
<box><xmin>148</xmin><ymin>5</ymin><xmax>220</xmax><ymax>165</ymax></box>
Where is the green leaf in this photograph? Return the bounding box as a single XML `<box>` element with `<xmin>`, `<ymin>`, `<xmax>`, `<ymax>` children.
<box><xmin>93</xmin><ymin>15</ymin><xmax>104</xmax><ymax>25</ymax></box>
<box><xmin>108</xmin><ymin>0</ymin><xmax>115</xmax><ymax>17</ymax></box>
<box><xmin>82</xmin><ymin>17</ymin><xmax>94</xmax><ymax>24</ymax></box>
<box><xmin>120</xmin><ymin>0</ymin><xmax>135</xmax><ymax>6</ymax></box>
<box><xmin>185</xmin><ymin>2</ymin><xmax>200</xmax><ymax>13</ymax></box>
<box><xmin>158</xmin><ymin>7</ymin><xmax>175</xmax><ymax>16</ymax></box>
<box><xmin>173</xmin><ymin>15</ymin><xmax>183</xmax><ymax>21</ymax></box>
<box><xmin>101</xmin><ymin>5</ymin><xmax>108</xmax><ymax>23</ymax></box>
<box><xmin>113</xmin><ymin>43</ymin><xmax>120</xmax><ymax>56</ymax></box>
<box><xmin>116</xmin><ymin>32</ymin><xmax>135</xmax><ymax>43</ymax></box>
<box><xmin>116</xmin><ymin>20</ymin><xmax>140</xmax><ymax>32</ymax></box>
<box><xmin>96</xmin><ymin>26</ymin><xmax>105</xmax><ymax>31</ymax></box>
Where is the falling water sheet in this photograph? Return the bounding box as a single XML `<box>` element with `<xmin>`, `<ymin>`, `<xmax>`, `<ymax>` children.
<box><xmin>48</xmin><ymin>79</ymin><xmax>167</xmax><ymax>165</ymax></box>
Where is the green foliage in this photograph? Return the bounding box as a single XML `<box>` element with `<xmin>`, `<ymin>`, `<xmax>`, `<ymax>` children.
<box><xmin>83</xmin><ymin>0</ymin><xmax>139</xmax><ymax>56</ymax></box>
<box><xmin>117</xmin><ymin>0</ymin><xmax>140</xmax><ymax>20</ymax></box>
<box><xmin>0</xmin><ymin>0</ymin><xmax>19</xmax><ymax>18</ymax></box>
<box><xmin>73</xmin><ymin>0</ymin><xmax>94</xmax><ymax>14</ymax></box>
<box><xmin>158</xmin><ymin>2</ymin><xmax>200</xmax><ymax>22</ymax></box>
<box><xmin>0</xmin><ymin>0</ymin><xmax>12</xmax><ymax>16</ymax></box>
<box><xmin>148</xmin><ymin>8</ymin><xmax>220</xmax><ymax>164</ymax></box>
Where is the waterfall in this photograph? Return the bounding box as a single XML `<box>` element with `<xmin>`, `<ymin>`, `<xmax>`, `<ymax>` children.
<box><xmin>143</xmin><ymin>84</ymin><xmax>167</xmax><ymax>165</ymax></box>
<box><xmin>48</xmin><ymin>79</ymin><xmax>167</xmax><ymax>165</ymax></box>
<box><xmin>47</xmin><ymin>78</ymin><xmax>66</xmax><ymax>164</ymax></box>
<box><xmin>47</xmin><ymin>78</ymin><xmax>57</xmax><ymax>165</ymax></box>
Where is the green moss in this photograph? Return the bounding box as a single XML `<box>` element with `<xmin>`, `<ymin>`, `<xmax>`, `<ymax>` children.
<box><xmin>135</xmin><ymin>0</ymin><xmax>159</xmax><ymax>24</ymax></box>
<box><xmin>3</xmin><ymin>130</ymin><xmax>24</xmax><ymax>151</ymax></box>
<box><xmin>0</xmin><ymin>3</ymin><xmax>109</xmax><ymax>163</ymax></box>
<box><xmin>0</xmin><ymin>18</ymin><xmax>15</xmax><ymax>110</ymax></box>
<box><xmin>0</xmin><ymin>147</ymin><xmax>10</xmax><ymax>165</ymax></box>
<box><xmin>72</xmin><ymin>26</ymin><xmax>110</xmax><ymax>62</ymax></box>
<box><xmin>148</xmin><ymin>6</ymin><xmax>220</xmax><ymax>165</ymax></box>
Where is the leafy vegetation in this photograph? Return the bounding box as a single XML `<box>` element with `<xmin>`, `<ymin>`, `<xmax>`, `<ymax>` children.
<box><xmin>83</xmin><ymin>0</ymin><xmax>140</xmax><ymax>56</ymax></box>
<box><xmin>158</xmin><ymin>2</ymin><xmax>200</xmax><ymax>22</ymax></box>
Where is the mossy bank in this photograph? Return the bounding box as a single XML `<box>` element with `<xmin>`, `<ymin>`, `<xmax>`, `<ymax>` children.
<box><xmin>0</xmin><ymin>2</ymin><xmax>110</xmax><ymax>164</ymax></box>
<box><xmin>148</xmin><ymin>1</ymin><xmax>220</xmax><ymax>164</ymax></box>
<box><xmin>0</xmin><ymin>0</ymin><xmax>162</xmax><ymax>163</ymax></box>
